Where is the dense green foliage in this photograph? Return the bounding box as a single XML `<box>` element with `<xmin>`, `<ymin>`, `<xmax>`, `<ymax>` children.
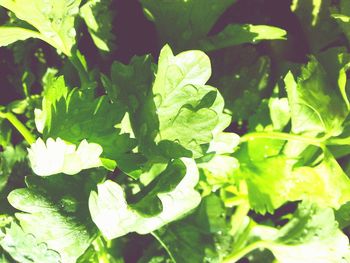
<box><xmin>2</xmin><ymin>0</ymin><xmax>350</xmax><ymax>262</ymax></box>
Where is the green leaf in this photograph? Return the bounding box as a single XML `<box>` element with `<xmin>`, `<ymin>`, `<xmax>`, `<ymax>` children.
<box><xmin>0</xmin><ymin>215</ymin><xmax>13</xmax><ymax>228</ymax></box>
<box><xmin>107</xmin><ymin>54</ymin><xmax>154</xmax><ymax>107</ymax></box>
<box><xmin>35</xmin><ymin>75</ymin><xmax>68</xmax><ymax>133</ymax></box>
<box><xmin>0</xmin><ymin>253</ymin><xmax>10</xmax><ymax>263</ymax></box>
<box><xmin>332</xmin><ymin>0</ymin><xmax>350</xmax><ymax>45</ymax></box>
<box><xmin>80</xmin><ymin>0</ymin><xmax>115</xmax><ymax>52</ymax></box>
<box><xmin>43</xmin><ymin>88</ymin><xmax>136</xmax><ymax>161</ymax></box>
<box><xmin>198</xmin><ymin>24</ymin><xmax>286</xmax><ymax>52</ymax></box>
<box><xmin>150</xmin><ymin>45</ymin><xmax>230</xmax><ymax>157</ymax></box>
<box><xmin>89</xmin><ymin>158</ymin><xmax>201</xmax><ymax>240</ymax></box>
<box><xmin>7</xmin><ymin>173</ymin><xmax>100</xmax><ymax>263</ymax></box>
<box><xmin>76</xmin><ymin>237</ymin><xmax>123</xmax><ymax>263</ymax></box>
<box><xmin>0</xmin><ymin>145</ymin><xmax>27</xmax><ymax>193</ymax></box>
<box><xmin>268</xmin><ymin>97</ymin><xmax>290</xmax><ymax>131</ymax></box>
<box><xmin>248</xmin><ymin>95</ymin><xmax>291</xmax><ymax>133</ymax></box>
<box><xmin>130</xmin><ymin>159</ymin><xmax>188</xmax><ymax>216</ymax></box>
<box><xmin>213</xmin><ymin>48</ymin><xmax>271</xmax><ymax>122</ymax></box>
<box><xmin>0</xmin><ymin>119</ymin><xmax>11</xmax><ymax>149</ymax></box>
<box><xmin>291</xmin><ymin>0</ymin><xmax>341</xmax><ymax>53</ymax></box>
<box><xmin>335</xmin><ymin>202</ymin><xmax>350</xmax><ymax>229</ymax></box>
<box><xmin>284</xmin><ymin>58</ymin><xmax>348</xmax><ymax>136</ymax></box>
<box><xmin>288</xmin><ymin>149</ymin><xmax>350</xmax><ymax>210</ymax></box>
<box><xmin>316</xmin><ymin>47</ymin><xmax>350</xmax><ymax>110</ymax></box>
<box><xmin>107</xmin><ymin>54</ymin><xmax>155</xmax><ymax>151</ymax></box>
<box><xmin>0</xmin><ymin>27</ymin><xmax>41</xmax><ymax>47</ymax></box>
<box><xmin>0</xmin><ymin>0</ymin><xmax>81</xmax><ymax>55</ymax></box>
<box><xmin>238</xmin><ymin>152</ymin><xmax>293</xmax><ymax>214</ymax></box>
<box><xmin>332</xmin><ymin>14</ymin><xmax>350</xmax><ymax>44</ymax></box>
<box><xmin>253</xmin><ymin>202</ymin><xmax>350</xmax><ymax>262</ymax></box>
<box><xmin>236</xmin><ymin>143</ymin><xmax>350</xmax><ymax>214</ymax></box>
<box><xmin>0</xmin><ymin>223</ymin><xmax>61</xmax><ymax>263</ymax></box>
<box><xmin>140</xmin><ymin>0</ymin><xmax>237</xmax><ymax>50</ymax></box>
<box><xmin>108</xmin><ymin>46</ymin><xmax>230</xmax><ymax>159</ymax></box>
<box><xmin>198</xmin><ymin>155</ymin><xmax>239</xmax><ymax>193</ymax></box>
<box><xmin>207</xmin><ymin>132</ymin><xmax>240</xmax><ymax>154</ymax></box>
<box><xmin>154</xmin><ymin>195</ymin><xmax>230</xmax><ymax>263</ymax></box>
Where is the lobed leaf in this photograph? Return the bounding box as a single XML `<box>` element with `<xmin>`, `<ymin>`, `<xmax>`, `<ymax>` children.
<box><xmin>0</xmin><ymin>223</ymin><xmax>61</xmax><ymax>263</ymax></box>
<box><xmin>89</xmin><ymin>158</ymin><xmax>201</xmax><ymax>240</ymax></box>
<box><xmin>0</xmin><ymin>0</ymin><xmax>81</xmax><ymax>55</ymax></box>
<box><xmin>7</xmin><ymin>173</ymin><xmax>100</xmax><ymax>263</ymax></box>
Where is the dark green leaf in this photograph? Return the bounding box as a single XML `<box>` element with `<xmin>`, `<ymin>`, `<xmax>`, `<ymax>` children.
<box><xmin>140</xmin><ymin>0</ymin><xmax>236</xmax><ymax>50</ymax></box>
<box><xmin>199</xmin><ymin>24</ymin><xmax>286</xmax><ymax>52</ymax></box>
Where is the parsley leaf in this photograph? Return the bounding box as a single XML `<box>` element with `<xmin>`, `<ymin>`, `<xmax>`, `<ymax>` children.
<box><xmin>7</xmin><ymin>173</ymin><xmax>101</xmax><ymax>262</ymax></box>
<box><xmin>89</xmin><ymin>158</ymin><xmax>201</xmax><ymax>239</ymax></box>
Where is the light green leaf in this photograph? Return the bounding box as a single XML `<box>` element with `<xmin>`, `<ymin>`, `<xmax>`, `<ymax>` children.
<box><xmin>89</xmin><ymin>158</ymin><xmax>201</xmax><ymax>240</ymax></box>
<box><xmin>239</xmin><ymin>154</ymin><xmax>293</xmax><ymax>214</ymax></box>
<box><xmin>0</xmin><ymin>0</ymin><xmax>81</xmax><ymax>55</ymax></box>
<box><xmin>0</xmin><ymin>223</ymin><xmax>61</xmax><ymax>263</ymax></box>
<box><xmin>207</xmin><ymin>132</ymin><xmax>240</xmax><ymax>154</ymax></box>
<box><xmin>252</xmin><ymin>202</ymin><xmax>350</xmax><ymax>263</ymax></box>
<box><xmin>288</xmin><ymin>149</ymin><xmax>350</xmax><ymax>210</ymax></box>
<box><xmin>27</xmin><ymin>137</ymin><xmax>103</xmax><ymax>176</ymax></box>
<box><xmin>284</xmin><ymin>58</ymin><xmax>348</xmax><ymax>136</ymax></box>
<box><xmin>198</xmin><ymin>155</ymin><xmax>239</xmax><ymax>193</ymax></box>
<box><xmin>80</xmin><ymin>0</ymin><xmax>115</xmax><ymax>52</ymax></box>
<box><xmin>199</xmin><ymin>24</ymin><xmax>286</xmax><ymax>52</ymax></box>
<box><xmin>236</xmin><ymin>143</ymin><xmax>350</xmax><ymax>214</ymax></box>
<box><xmin>151</xmin><ymin>45</ymin><xmax>230</xmax><ymax>157</ymax></box>
<box><xmin>268</xmin><ymin>97</ymin><xmax>290</xmax><ymax>131</ymax></box>
<box><xmin>7</xmin><ymin>174</ymin><xmax>100</xmax><ymax>263</ymax></box>
<box><xmin>153</xmin><ymin>45</ymin><xmax>210</xmax><ymax>96</ymax></box>
<box><xmin>0</xmin><ymin>27</ymin><xmax>41</xmax><ymax>47</ymax></box>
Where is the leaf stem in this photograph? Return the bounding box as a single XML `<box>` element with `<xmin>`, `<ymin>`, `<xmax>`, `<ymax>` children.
<box><xmin>151</xmin><ymin>231</ymin><xmax>177</xmax><ymax>263</ymax></box>
<box><xmin>0</xmin><ymin>112</ymin><xmax>35</xmax><ymax>144</ymax></box>
<box><xmin>69</xmin><ymin>51</ymin><xmax>90</xmax><ymax>88</ymax></box>
<box><xmin>230</xmin><ymin>201</ymin><xmax>250</xmax><ymax>237</ymax></box>
<box><xmin>92</xmin><ymin>236</ymin><xmax>109</xmax><ymax>263</ymax></box>
<box><xmin>326</xmin><ymin>137</ymin><xmax>350</xmax><ymax>146</ymax></box>
<box><xmin>240</xmin><ymin>131</ymin><xmax>323</xmax><ymax>147</ymax></box>
<box><xmin>222</xmin><ymin>240</ymin><xmax>268</xmax><ymax>263</ymax></box>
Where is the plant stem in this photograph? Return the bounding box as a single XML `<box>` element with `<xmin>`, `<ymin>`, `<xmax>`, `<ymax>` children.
<box><xmin>69</xmin><ymin>52</ymin><xmax>90</xmax><ymax>88</ymax></box>
<box><xmin>326</xmin><ymin>137</ymin><xmax>350</xmax><ymax>146</ymax></box>
<box><xmin>151</xmin><ymin>232</ymin><xmax>176</xmax><ymax>263</ymax></box>
<box><xmin>222</xmin><ymin>240</ymin><xmax>268</xmax><ymax>263</ymax></box>
<box><xmin>0</xmin><ymin>112</ymin><xmax>35</xmax><ymax>144</ymax></box>
<box><xmin>230</xmin><ymin>201</ymin><xmax>250</xmax><ymax>237</ymax></box>
<box><xmin>230</xmin><ymin>219</ymin><xmax>255</xmax><ymax>257</ymax></box>
<box><xmin>92</xmin><ymin>236</ymin><xmax>110</xmax><ymax>263</ymax></box>
<box><xmin>240</xmin><ymin>131</ymin><xmax>323</xmax><ymax>147</ymax></box>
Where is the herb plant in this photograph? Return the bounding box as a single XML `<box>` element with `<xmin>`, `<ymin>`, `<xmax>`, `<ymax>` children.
<box><xmin>1</xmin><ymin>0</ymin><xmax>350</xmax><ymax>262</ymax></box>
